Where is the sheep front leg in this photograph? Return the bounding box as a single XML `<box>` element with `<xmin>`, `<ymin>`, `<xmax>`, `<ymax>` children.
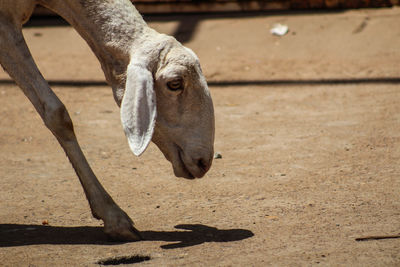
<box><xmin>0</xmin><ymin>18</ymin><xmax>141</xmax><ymax>241</ymax></box>
<box><xmin>56</xmin><ymin>132</ymin><xmax>142</xmax><ymax>241</ymax></box>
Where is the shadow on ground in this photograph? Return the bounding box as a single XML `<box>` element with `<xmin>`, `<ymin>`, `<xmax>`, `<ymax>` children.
<box><xmin>143</xmin><ymin>224</ymin><xmax>254</xmax><ymax>249</ymax></box>
<box><xmin>1</xmin><ymin>78</ymin><xmax>399</xmax><ymax>88</ymax></box>
<box><xmin>0</xmin><ymin>224</ymin><xmax>253</xmax><ymax>249</ymax></box>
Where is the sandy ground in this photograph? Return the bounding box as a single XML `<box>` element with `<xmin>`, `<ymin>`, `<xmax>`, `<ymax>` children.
<box><xmin>1</xmin><ymin>6</ymin><xmax>400</xmax><ymax>266</ymax></box>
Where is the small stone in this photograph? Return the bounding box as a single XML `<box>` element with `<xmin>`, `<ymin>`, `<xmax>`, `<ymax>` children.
<box><xmin>214</xmin><ymin>152</ymin><xmax>222</xmax><ymax>159</ymax></box>
<box><xmin>22</xmin><ymin>136</ymin><xmax>32</xmax><ymax>142</ymax></box>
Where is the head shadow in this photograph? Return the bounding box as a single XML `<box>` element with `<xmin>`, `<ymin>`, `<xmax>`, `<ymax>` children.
<box><xmin>142</xmin><ymin>224</ymin><xmax>254</xmax><ymax>249</ymax></box>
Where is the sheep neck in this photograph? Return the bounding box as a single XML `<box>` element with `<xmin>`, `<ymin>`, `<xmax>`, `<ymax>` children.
<box><xmin>38</xmin><ymin>0</ymin><xmax>150</xmax><ymax>105</ymax></box>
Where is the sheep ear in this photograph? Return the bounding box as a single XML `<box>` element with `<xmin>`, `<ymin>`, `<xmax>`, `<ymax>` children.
<box><xmin>120</xmin><ymin>63</ymin><xmax>156</xmax><ymax>156</ymax></box>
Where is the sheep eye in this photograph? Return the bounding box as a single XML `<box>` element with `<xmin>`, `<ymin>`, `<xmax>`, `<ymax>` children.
<box><xmin>167</xmin><ymin>79</ymin><xmax>183</xmax><ymax>91</ymax></box>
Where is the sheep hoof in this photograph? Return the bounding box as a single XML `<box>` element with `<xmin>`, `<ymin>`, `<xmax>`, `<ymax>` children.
<box><xmin>103</xmin><ymin>208</ymin><xmax>143</xmax><ymax>242</ymax></box>
<box><xmin>105</xmin><ymin>224</ymin><xmax>143</xmax><ymax>242</ymax></box>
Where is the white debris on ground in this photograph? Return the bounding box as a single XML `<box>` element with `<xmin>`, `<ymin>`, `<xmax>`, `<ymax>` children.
<box><xmin>270</xmin><ymin>23</ymin><xmax>289</xmax><ymax>36</ymax></box>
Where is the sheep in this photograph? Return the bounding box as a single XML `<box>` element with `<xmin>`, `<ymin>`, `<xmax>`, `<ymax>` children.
<box><xmin>0</xmin><ymin>0</ymin><xmax>215</xmax><ymax>241</ymax></box>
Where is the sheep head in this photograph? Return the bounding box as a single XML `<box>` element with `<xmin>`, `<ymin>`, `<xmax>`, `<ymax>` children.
<box><xmin>121</xmin><ymin>36</ymin><xmax>215</xmax><ymax>179</ymax></box>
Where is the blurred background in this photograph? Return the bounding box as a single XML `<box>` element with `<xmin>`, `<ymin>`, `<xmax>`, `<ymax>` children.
<box><xmin>3</xmin><ymin>0</ymin><xmax>396</xmax><ymax>86</ymax></box>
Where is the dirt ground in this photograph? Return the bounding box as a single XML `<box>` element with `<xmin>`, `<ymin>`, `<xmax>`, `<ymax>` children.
<box><xmin>1</xmin><ymin>6</ymin><xmax>400</xmax><ymax>267</ymax></box>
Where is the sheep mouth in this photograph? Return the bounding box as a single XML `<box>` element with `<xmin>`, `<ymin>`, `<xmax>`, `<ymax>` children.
<box><xmin>177</xmin><ymin>149</ymin><xmax>195</xmax><ymax>179</ymax></box>
<box><xmin>169</xmin><ymin>144</ymin><xmax>198</xmax><ymax>179</ymax></box>
<box><xmin>164</xmin><ymin>142</ymin><xmax>209</xmax><ymax>179</ymax></box>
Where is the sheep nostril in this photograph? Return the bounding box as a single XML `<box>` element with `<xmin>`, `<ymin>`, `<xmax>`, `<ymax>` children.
<box><xmin>197</xmin><ymin>158</ymin><xmax>209</xmax><ymax>173</ymax></box>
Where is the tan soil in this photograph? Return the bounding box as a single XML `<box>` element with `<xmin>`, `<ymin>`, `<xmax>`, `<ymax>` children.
<box><xmin>0</xmin><ymin>6</ymin><xmax>399</xmax><ymax>266</ymax></box>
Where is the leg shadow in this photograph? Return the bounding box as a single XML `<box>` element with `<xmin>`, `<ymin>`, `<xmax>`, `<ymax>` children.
<box><xmin>0</xmin><ymin>224</ymin><xmax>109</xmax><ymax>247</ymax></box>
